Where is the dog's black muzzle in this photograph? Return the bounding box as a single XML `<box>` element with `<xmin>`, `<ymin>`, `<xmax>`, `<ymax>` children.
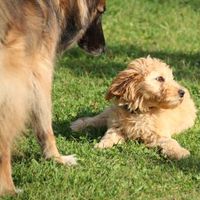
<box><xmin>78</xmin><ymin>17</ymin><xmax>106</xmax><ymax>56</ymax></box>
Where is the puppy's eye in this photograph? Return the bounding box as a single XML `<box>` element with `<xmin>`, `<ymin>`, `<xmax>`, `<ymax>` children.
<box><xmin>155</xmin><ymin>76</ymin><xmax>165</xmax><ymax>82</ymax></box>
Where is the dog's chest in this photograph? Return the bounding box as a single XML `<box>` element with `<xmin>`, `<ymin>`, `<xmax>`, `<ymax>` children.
<box><xmin>125</xmin><ymin>114</ymin><xmax>156</xmax><ymax>140</ymax></box>
<box><xmin>110</xmin><ymin>109</ymin><xmax>157</xmax><ymax>141</ymax></box>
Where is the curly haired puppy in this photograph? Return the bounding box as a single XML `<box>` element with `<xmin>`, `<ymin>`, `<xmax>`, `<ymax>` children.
<box><xmin>71</xmin><ymin>57</ymin><xmax>196</xmax><ymax>160</ymax></box>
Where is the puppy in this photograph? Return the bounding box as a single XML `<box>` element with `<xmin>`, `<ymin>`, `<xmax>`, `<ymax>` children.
<box><xmin>0</xmin><ymin>0</ymin><xmax>106</xmax><ymax>196</ymax></box>
<box><xmin>71</xmin><ymin>57</ymin><xmax>196</xmax><ymax>160</ymax></box>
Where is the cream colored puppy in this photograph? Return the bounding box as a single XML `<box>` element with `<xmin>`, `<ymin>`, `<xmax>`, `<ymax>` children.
<box><xmin>71</xmin><ymin>57</ymin><xmax>196</xmax><ymax>160</ymax></box>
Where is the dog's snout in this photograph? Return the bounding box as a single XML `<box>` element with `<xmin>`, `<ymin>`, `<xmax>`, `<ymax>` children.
<box><xmin>178</xmin><ymin>89</ymin><xmax>185</xmax><ymax>98</ymax></box>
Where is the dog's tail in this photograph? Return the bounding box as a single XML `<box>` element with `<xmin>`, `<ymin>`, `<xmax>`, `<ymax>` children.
<box><xmin>70</xmin><ymin>107</ymin><xmax>111</xmax><ymax>132</ymax></box>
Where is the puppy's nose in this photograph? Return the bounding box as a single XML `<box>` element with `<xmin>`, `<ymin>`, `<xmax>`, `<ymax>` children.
<box><xmin>178</xmin><ymin>89</ymin><xmax>185</xmax><ymax>98</ymax></box>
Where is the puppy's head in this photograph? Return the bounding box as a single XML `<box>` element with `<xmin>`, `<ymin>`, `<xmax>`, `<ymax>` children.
<box><xmin>106</xmin><ymin>57</ymin><xmax>185</xmax><ymax>112</ymax></box>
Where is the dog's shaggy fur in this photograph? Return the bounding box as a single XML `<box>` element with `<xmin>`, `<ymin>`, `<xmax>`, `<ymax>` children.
<box><xmin>0</xmin><ymin>0</ymin><xmax>106</xmax><ymax>196</ymax></box>
<box><xmin>71</xmin><ymin>57</ymin><xmax>196</xmax><ymax>160</ymax></box>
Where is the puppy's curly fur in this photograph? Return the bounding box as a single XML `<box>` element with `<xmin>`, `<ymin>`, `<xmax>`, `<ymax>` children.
<box><xmin>71</xmin><ymin>57</ymin><xmax>196</xmax><ymax>160</ymax></box>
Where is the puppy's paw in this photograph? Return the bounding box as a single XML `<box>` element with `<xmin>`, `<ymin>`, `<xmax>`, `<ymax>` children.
<box><xmin>70</xmin><ymin>118</ymin><xmax>86</xmax><ymax>132</ymax></box>
<box><xmin>55</xmin><ymin>154</ymin><xmax>77</xmax><ymax>166</ymax></box>
<box><xmin>95</xmin><ymin>141</ymin><xmax>113</xmax><ymax>149</ymax></box>
<box><xmin>175</xmin><ymin>148</ymin><xmax>190</xmax><ymax>160</ymax></box>
<box><xmin>159</xmin><ymin>138</ymin><xmax>190</xmax><ymax>160</ymax></box>
<box><xmin>162</xmin><ymin>147</ymin><xmax>190</xmax><ymax>160</ymax></box>
<box><xmin>61</xmin><ymin>155</ymin><xmax>77</xmax><ymax>166</ymax></box>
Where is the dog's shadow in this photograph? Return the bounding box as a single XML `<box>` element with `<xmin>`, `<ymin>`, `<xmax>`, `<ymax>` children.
<box><xmin>150</xmin><ymin>154</ymin><xmax>200</xmax><ymax>176</ymax></box>
<box><xmin>53</xmin><ymin>108</ymin><xmax>106</xmax><ymax>142</ymax></box>
<box><xmin>60</xmin><ymin>44</ymin><xmax>200</xmax><ymax>83</ymax></box>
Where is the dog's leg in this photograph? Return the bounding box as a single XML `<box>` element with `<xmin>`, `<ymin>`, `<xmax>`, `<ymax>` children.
<box><xmin>149</xmin><ymin>137</ymin><xmax>190</xmax><ymax>160</ymax></box>
<box><xmin>70</xmin><ymin>107</ymin><xmax>111</xmax><ymax>132</ymax></box>
<box><xmin>0</xmin><ymin>84</ymin><xmax>28</xmax><ymax>196</ymax></box>
<box><xmin>95</xmin><ymin>128</ymin><xmax>125</xmax><ymax>148</ymax></box>
<box><xmin>31</xmin><ymin>69</ymin><xmax>76</xmax><ymax>166</ymax></box>
<box><xmin>34</xmin><ymin>125</ymin><xmax>76</xmax><ymax>165</ymax></box>
<box><xmin>0</xmin><ymin>144</ymin><xmax>16</xmax><ymax>196</ymax></box>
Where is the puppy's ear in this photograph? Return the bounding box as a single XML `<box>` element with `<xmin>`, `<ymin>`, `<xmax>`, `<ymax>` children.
<box><xmin>106</xmin><ymin>68</ymin><xmax>142</xmax><ymax>102</ymax></box>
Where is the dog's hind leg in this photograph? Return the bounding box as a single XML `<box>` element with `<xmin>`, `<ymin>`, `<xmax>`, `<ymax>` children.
<box><xmin>70</xmin><ymin>107</ymin><xmax>111</xmax><ymax>132</ymax></box>
<box><xmin>149</xmin><ymin>137</ymin><xmax>190</xmax><ymax>160</ymax></box>
<box><xmin>95</xmin><ymin>128</ymin><xmax>125</xmax><ymax>149</ymax></box>
<box><xmin>31</xmin><ymin>64</ymin><xmax>76</xmax><ymax>166</ymax></box>
<box><xmin>0</xmin><ymin>73</ymin><xmax>30</xmax><ymax>196</ymax></box>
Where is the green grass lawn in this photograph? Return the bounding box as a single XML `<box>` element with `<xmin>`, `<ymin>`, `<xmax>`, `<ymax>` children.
<box><xmin>4</xmin><ymin>0</ymin><xmax>200</xmax><ymax>199</ymax></box>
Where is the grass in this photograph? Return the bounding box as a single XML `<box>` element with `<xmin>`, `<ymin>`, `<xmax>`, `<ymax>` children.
<box><xmin>3</xmin><ymin>0</ymin><xmax>200</xmax><ymax>199</ymax></box>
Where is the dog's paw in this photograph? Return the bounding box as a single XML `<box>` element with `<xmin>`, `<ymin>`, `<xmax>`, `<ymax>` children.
<box><xmin>15</xmin><ymin>188</ymin><xmax>23</xmax><ymax>194</ymax></box>
<box><xmin>70</xmin><ymin>118</ymin><xmax>85</xmax><ymax>132</ymax></box>
<box><xmin>55</xmin><ymin>154</ymin><xmax>77</xmax><ymax>166</ymax></box>
<box><xmin>0</xmin><ymin>187</ymin><xmax>22</xmax><ymax>197</ymax></box>
<box><xmin>95</xmin><ymin>141</ymin><xmax>113</xmax><ymax>149</ymax></box>
<box><xmin>61</xmin><ymin>155</ymin><xmax>77</xmax><ymax>166</ymax></box>
<box><xmin>162</xmin><ymin>147</ymin><xmax>190</xmax><ymax>160</ymax></box>
<box><xmin>175</xmin><ymin>148</ymin><xmax>190</xmax><ymax>160</ymax></box>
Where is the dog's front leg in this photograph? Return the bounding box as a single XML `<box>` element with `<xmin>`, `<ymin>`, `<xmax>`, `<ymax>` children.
<box><xmin>155</xmin><ymin>137</ymin><xmax>190</xmax><ymax>160</ymax></box>
<box><xmin>31</xmin><ymin>68</ymin><xmax>76</xmax><ymax>166</ymax></box>
<box><xmin>95</xmin><ymin>128</ymin><xmax>125</xmax><ymax>149</ymax></box>
<box><xmin>0</xmin><ymin>145</ymin><xmax>16</xmax><ymax>196</ymax></box>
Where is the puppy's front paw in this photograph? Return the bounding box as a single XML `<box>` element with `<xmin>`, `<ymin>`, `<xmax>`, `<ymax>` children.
<box><xmin>55</xmin><ymin>154</ymin><xmax>77</xmax><ymax>166</ymax></box>
<box><xmin>95</xmin><ymin>141</ymin><xmax>113</xmax><ymax>149</ymax></box>
<box><xmin>162</xmin><ymin>147</ymin><xmax>190</xmax><ymax>160</ymax></box>
<box><xmin>175</xmin><ymin>148</ymin><xmax>190</xmax><ymax>160</ymax></box>
<box><xmin>159</xmin><ymin>138</ymin><xmax>190</xmax><ymax>160</ymax></box>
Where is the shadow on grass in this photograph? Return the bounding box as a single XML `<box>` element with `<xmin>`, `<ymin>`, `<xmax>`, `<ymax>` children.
<box><xmin>179</xmin><ymin>0</ymin><xmax>200</xmax><ymax>11</ymax></box>
<box><xmin>60</xmin><ymin>44</ymin><xmax>200</xmax><ymax>81</ymax></box>
<box><xmin>149</xmin><ymin>153</ymin><xmax>200</xmax><ymax>176</ymax></box>
<box><xmin>53</xmin><ymin>109</ymin><xmax>106</xmax><ymax>142</ymax></box>
<box><xmin>152</xmin><ymin>0</ymin><xmax>200</xmax><ymax>11</ymax></box>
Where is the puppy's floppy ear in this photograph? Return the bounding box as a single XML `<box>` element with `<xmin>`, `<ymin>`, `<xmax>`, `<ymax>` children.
<box><xmin>106</xmin><ymin>68</ymin><xmax>143</xmax><ymax>101</ymax></box>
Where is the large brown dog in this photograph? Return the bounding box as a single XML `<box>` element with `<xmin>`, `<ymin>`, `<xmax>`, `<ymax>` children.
<box><xmin>0</xmin><ymin>0</ymin><xmax>106</xmax><ymax>196</ymax></box>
